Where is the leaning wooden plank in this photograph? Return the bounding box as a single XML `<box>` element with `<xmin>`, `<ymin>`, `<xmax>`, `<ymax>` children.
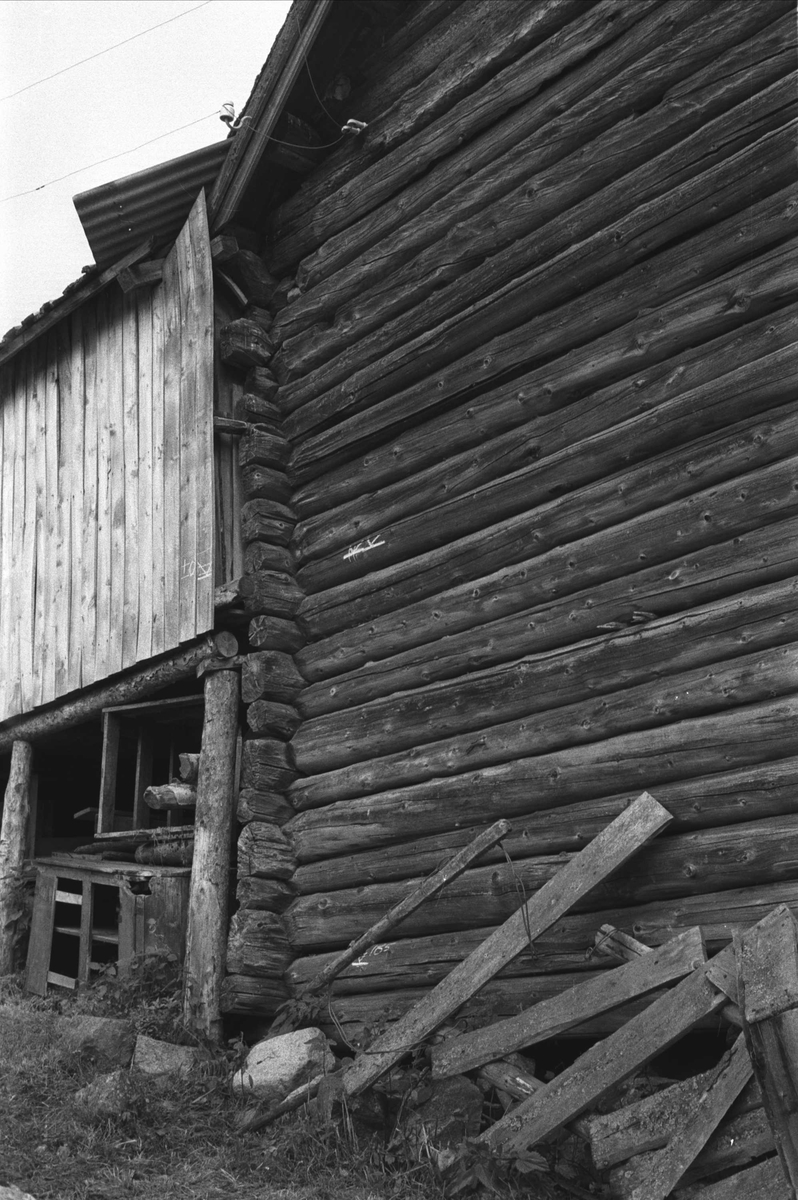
<box><xmin>302</xmin><ymin>820</ymin><xmax>511</xmax><ymax>996</ymax></box>
<box><xmin>433</xmin><ymin>926</ymin><xmax>705</xmax><ymax>1078</ymax></box>
<box><xmin>480</xmin><ymin>943</ymin><xmax>735</xmax><ymax>1154</ymax></box>
<box><xmin>586</xmin><ymin>1072</ymin><xmax>763</xmax><ymax>1170</ymax></box>
<box><xmin>674</xmin><ymin>1155</ymin><xmax>791</xmax><ymax>1199</ymax></box>
<box><xmin>341</xmin><ymin>792</ymin><xmax>672</xmax><ymax>1097</ymax></box>
<box><xmin>624</xmin><ymin>1034</ymin><xmax>753</xmax><ymax>1200</ymax></box>
<box><xmin>738</xmin><ymin>903</ymin><xmax>798</xmax><ymax>1196</ymax></box>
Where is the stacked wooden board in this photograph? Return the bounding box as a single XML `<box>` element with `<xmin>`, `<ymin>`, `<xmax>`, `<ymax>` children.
<box><xmin>219</xmin><ymin>0</ymin><xmax>798</xmax><ymax>1037</ymax></box>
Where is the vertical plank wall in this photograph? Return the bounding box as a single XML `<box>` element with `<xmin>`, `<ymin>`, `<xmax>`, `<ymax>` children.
<box><xmin>224</xmin><ymin>1</ymin><xmax>798</xmax><ymax>1036</ymax></box>
<box><xmin>0</xmin><ymin>192</ymin><xmax>214</xmax><ymax>724</ymax></box>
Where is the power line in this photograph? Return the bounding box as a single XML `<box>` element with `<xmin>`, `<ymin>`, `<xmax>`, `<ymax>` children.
<box><xmin>0</xmin><ymin>113</ymin><xmax>223</xmax><ymax>204</ymax></box>
<box><xmin>1</xmin><ymin>1</ymin><xmax>214</xmax><ymax>102</ymax></box>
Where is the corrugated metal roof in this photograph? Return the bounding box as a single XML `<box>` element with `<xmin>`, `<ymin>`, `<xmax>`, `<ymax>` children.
<box><xmin>73</xmin><ymin>139</ymin><xmax>230</xmax><ymax>268</ymax></box>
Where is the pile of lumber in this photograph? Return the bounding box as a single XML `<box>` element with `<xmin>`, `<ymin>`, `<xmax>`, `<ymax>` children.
<box><xmin>241</xmin><ymin>793</ymin><xmax>798</xmax><ymax>1198</ymax></box>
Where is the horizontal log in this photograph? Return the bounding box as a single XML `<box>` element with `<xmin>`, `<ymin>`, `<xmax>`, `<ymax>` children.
<box><xmin>290</xmin><ymin>758</ymin><xmax>798</xmax><ymax>887</ymax></box>
<box><xmin>287</xmin><ymin>697</ymin><xmax>798</xmax><ymax>852</ymax></box>
<box><xmin>296</xmin><ymin>453</ymin><xmax>798</xmax><ymax>675</ymax></box>
<box><xmin>279</xmin><ymin>64</ymin><xmax>794</xmax><ymax>398</ymax></box>
<box><xmin>242</xmin><ymin>544</ymin><xmax>295</xmax><ymax>575</ymax></box>
<box><xmin>248</xmin><ymin>616</ymin><xmax>304</xmax><ymax>654</ymax></box>
<box><xmin>219</xmin><ymin>319</ymin><xmax>274</xmax><ymax>370</ymax></box>
<box><xmin>297</xmin><ymin>514</ymin><xmax>797</xmax><ymax>712</ymax></box>
<box><xmin>240</xmin><ymin>652</ymin><xmax>306</xmax><ymax>705</ymax></box>
<box><xmin>286</xmin><ymin>880</ymin><xmax>798</xmax><ymax>992</ymax></box>
<box><xmin>239</xmin><ymin>570</ymin><xmax>303</xmax><ymax>620</ymax></box>
<box><xmin>237</xmin><ymin>820</ymin><xmax>296</xmax><ymax>881</ymax></box>
<box><xmin>236</xmin><ymin>875</ymin><xmax>296</xmax><ymax>913</ymax></box>
<box><xmin>290</xmin><ymin>642</ymin><xmax>798</xmax><ymax>808</ymax></box>
<box><xmin>143</xmin><ymin>783</ymin><xmax>196</xmax><ymax>810</ymax></box>
<box><xmin>282</xmin><ymin>0</ymin><xmax>782</xmax><ymax>297</ymax></box>
<box><xmin>241</xmin><ymin>465</ymin><xmax>291</xmax><ymax>504</ymax></box>
<box><xmin>235</xmin><ymin>392</ymin><xmax>282</xmax><ymax>429</ymax></box>
<box><xmin>243</xmin><ymin>367</ymin><xmax>278</xmax><ymax>399</ymax></box>
<box><xmin>226</xmin><ymin>910</ymin><xmax>292</xmax><ymax>977</ymax></box>
<box><xmin>222</xmin><ymin>250</ymin><xmax>278</xmax><ymax>308</ymax></box>
<box><xmin>285</xmin><ymin>117</ymin><xmax>796</xmax><ymax>445</ymax></box>
<box><xmin>295</xmin><ymin>571</ymin><xmax>798</xmax><ymax>769</ymax></box>
<box><xmin>241</xmin><ymin>499</ymin><xmax>296</xmax><ymax>547</ymax></box>
<box><xmin>134</xmin><ymin>840</ymin><xmax>194</xmax><ymax>866</ymax></box>
<box><xmin>245</xmin><ymin>700</ymin><xmax>302</xmax><ymax>740</ymax></box>
<box><xmin>288</xmin><ymin>183</ymin><xmax>797</xmax><ymax>483</ymax></box>
<box><xmin>282</xmin><ymin>814</ymin><xmax>798</xmax><ymax>950</ymax></box>
<box><xmin>239</xmin><ymin>430</ymin><xmax>290</xmax><ymax>470</ymax></box>
<box><xmin>299</xmin><ymin>418</ymin><xmax>798</xmax><ymax>642</ymax></box>
<box><xmin>240</xmin><ymin>742</ymin><xmax>297</xmax><ymax>795</ymax></box>
<box><xmin>269</xmin><ymin>0</ymin><xmax>592</xmax><ymax>266</ymax></box>
<box><xmin>220</xmin><ymin>974</ymin><xmax>288</xmax><ymax>1016</ymax></box>
<box><xmin>277</xmin><ymin>7</ymin><xmax>791</xmax><ymax>342</ymax></box>
<box><xmin>236</xmin><ymin>788</ymin><xmax>294</xmax><ymax>825</ymax></box>
<box><xmin>293</xmin><ymin>291</ymin><xmax>798</xmax><ymax>563</ymax></box>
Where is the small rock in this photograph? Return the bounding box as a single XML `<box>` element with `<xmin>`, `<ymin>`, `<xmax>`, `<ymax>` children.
<box><xmin>232</xmin><ymin>1027</ymin><xmax>335</xmax><ymax>1102</ymax></box>
<box><xmin>57</xmin><ymin>1015</ymin><xmax>136</xmax><ymax>1068</ymax></box>
<box><xmin>132</xmin><ymin>1034</ymin><xmax>201</xmax><ymax>1077</ymax></box>
<box><xmin>74</xmin><ymin>1069</ymin><xmax>133</xmax><ymax>1119</ymax></box>
<box><xmin>405</xmin><ymin>1075</ymin><xmax>484</xmax><ymax>1150</ymax></box>
<box><xmin>0</xmin><ymin>1188</ymin><xmax>38</xmax><ymax>1200</ymax></box>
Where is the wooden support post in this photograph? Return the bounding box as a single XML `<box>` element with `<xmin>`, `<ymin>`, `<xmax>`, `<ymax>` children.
<box><xmin>182</xmin><ymin>667</ymin><xmax>240</xmax><ymax>1041</ymax></box>
<box><xmin>0</xmin><ymin>741</ymin><xmax>33</xmax><ymax>974</ymax></box>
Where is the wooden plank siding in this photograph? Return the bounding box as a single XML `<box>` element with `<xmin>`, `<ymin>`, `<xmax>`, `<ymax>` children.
<box><xmin>0</xmin><ymin>191</ymin><xmax>215</xmax><ymax>724</ymax></box>
<box><xmin>223</xmin><ymin>1</ymin><xmax>798</xmax><ymax>1026</ymax></box>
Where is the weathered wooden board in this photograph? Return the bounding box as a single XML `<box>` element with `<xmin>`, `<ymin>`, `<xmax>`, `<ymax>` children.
<box><xmin>0</xmin><ymin>192</ymin><xmax>215</xmax><ymax>723</ymax></box>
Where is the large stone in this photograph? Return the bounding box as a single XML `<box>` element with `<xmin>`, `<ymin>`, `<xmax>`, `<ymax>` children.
<box><xmin>406</xmin><ymin>1076</ymin><xmax>484</xmax><ymax>1150</ymax></box>
<box><xmin>74</xmin><ymin>1069</ymin><xmax>133</xmax><ymax>1119</ymax></box>
<box><xmin>0</xmin><ymin>1189</ymin><xmax>38</xmax><ymax>1200</ymax></box>
<box><xmin>132</xmin><ymin>1035</ymin><xmax>201</xmax><ymax>1077</ymax></box>
<box><xmin>232</xmin><ymin>1027</ymin><xmax>335</xmax><ymax>1102</ymax></box>
<box><xmin>57</xmin><ymin>1015</ymin><xmax>136</xmax><ymax>1068</ymax></box>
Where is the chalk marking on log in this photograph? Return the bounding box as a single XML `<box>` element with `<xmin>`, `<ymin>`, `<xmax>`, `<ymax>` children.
<box><xmin>343</xmin><ymin>534</ymin><xmax>385</xmax><ymax>561</ymax></box>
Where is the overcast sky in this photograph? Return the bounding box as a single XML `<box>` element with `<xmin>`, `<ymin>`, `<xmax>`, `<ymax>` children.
<box><xmin>0</xmin><ymin>0</ymin><xmax>292</xmax><ymax>334</ymax></box>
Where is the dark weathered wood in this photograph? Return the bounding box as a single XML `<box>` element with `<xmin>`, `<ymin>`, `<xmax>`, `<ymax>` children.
<box><xmin>0</xmin><ymin>741</ymin><xmax>33</xmax><ymax>973</ymax></box>
<box><xmin>293</xmin><ymin>236</ymin><xmax>796</xmax><ymax>522</ymax></box>
<box><xmin>676</xmin><ymin>1156</ymin><xmax>790</xmax><ymax>1200</ymax></box>
<box><xmin>0</xmin><ymin>636</ymin><xmax>224</xmax><ymax>755</ymax></box>
<box><xmin>278</xmin><ymin>59</ymin><xmax>794</xmax><ymax>393</ymax></box>
<box><xmin>288</xmin><ymin>881</ymin><xmax>798</xmax><ymax>996</ymax></box>
<box><xmin>241</xmin><ymin>464</ymin><xmax>291</xmax><ymax>504</ymax></box>
<box><xmin>239</xmin><ymin>571</ymin><xmax>303</xmax><ymax>619</ymax></box>
<box><xmin>241</xmin><ymin>499</ymin><xmax>296</xmax><ymax>547</ymax></box>
<box><xmin>239</xmin><ymin>430</ymin><xmax>290</xmax><ymax>470</ymax></box>
<box><xmin>116</xmin><ymin>259</ymin><xmax>164</xmax><ymax>292</ymax></box>
<box><xmin>738</xmin><ymin>904</ymin><xmax>798</xmax><ymax>1194</ymax></box>
<box><xmin>301</xmin><ymin>820</ymin><xmax>512</xmax><ymax>998</ymax></box>
<box><xmin>236</xmin><ymin>787</ymin><xmax>294</xmax><ymax>825</ymax></box>
<box><xmin>222</xmin><ymin>250</ymin><xmax>278</xmax><ymax>308</ymax></box>
<box><xmin>480</xmin><ymin>945</ymin><xmax>735</xmax><ymax>1154</ymax></box>
<box><xmin>246</xmin><ymin>699</ymin><xmax>302</xmax><ymax>739</ymax></box>
<box><xmin>297</xmin><ymin>453</ymin><xmax>798</xmax><ymax>675</ymax></box>
<box><xmin>341</xmin><ymin>793</ymin><xmax>672</xmax><ymax>1096</ymax></box>
<box><xmin>240</xmin><ymin>738</ymin><xmax>296</xmax><ymax>793</ymax></box>
<box><xmin>226</xmin><ymin>909</ymin><xmax>292</xmax><ymax>977</ymax></box>
<box><xmin>135</xmin><ymin>840</ymin><xmax>194</xmax><ymax>866</ymax></box>
<box><xmin>241</xmin><ymin>652</ymin><xmax>306</xmax><ymax>705</ymax></box>
<box><xmin>236</xmin><ymin>875</ymin><xmax>296</xmax><ymax>913</ymax></box>
<box><xmin>237</xmin><ymin>820</ymin><xmax>296</xmax><ymax>881</ymax></box>
<box><xmin>433</xmin><ymin>927</ymin><xmax>705</xmax><ymax>1079</ymax></box>
<box><xmin>293</xmin><ymin>296</ymin><xmax>798</xmax><ymax>570</ymax></box>
<box><xmin>288</xmin><ymin>183</ymin><xmax>796</xmax><ymax>483</ymax></box>
<box><xmin>294</xmin><ymin>576</ymin><xmax>798</xmax><ymax>762</ymax></box>
<box><xmin>248</xmin><ymin>616</ymin><xmax>304</xmax><ymax>654</ymax></box>
<box><xmin>298</xmin><ymin>409</ymin><xmax>798</xmax><ymax>642</ymax></box>
<box><xmin>219</xmin><ymin>319</ymin><xmax>274</xmax><ymax>370</ymax></box>
<box><xmin>289</xmin><ymin>643</ymin><xmax>798</xmax><ymax>808</ymax></box>
<box><xmin>297</xmin><ymin>517</ymin><xmax>797</xmax><ymax>709</ymax></box>
<box><xmin>284</xmin><ymin>813</ymin><xmax>798</xmax><ymax>951</ymax></box>
<box><xmin>291</xmin><ymin>758</ymin><xmax>798</xmax><ymax>890</ymax></box>
<box><xmin>183</xmin><ymin>668</ymin><xmax>240</xmax><ymax>1042</ymax></box>
<box><xmin>219</xmin><ymin>973</ymin><xmax>289</xmax><ymax>1016</ymax></box>
<box><xmin>278</xmin><ymin>6</ymin><xmax>792</xmax><ymax>339</ymax></box>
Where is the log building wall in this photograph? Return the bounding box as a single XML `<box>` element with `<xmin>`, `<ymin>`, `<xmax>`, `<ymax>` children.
<box><xmin>222</xmin><ymin>0</ymin><xmax>798</xmax><ymax>1043</ymax></box>
<box><xmin>0</xmin><ymin>193</ymin><xmax>216</xmax><ymax>726</ymax></box>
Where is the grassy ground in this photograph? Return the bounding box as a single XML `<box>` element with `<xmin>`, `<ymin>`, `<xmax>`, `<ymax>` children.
<box><xmin>0</xmin><ymin>970</ymin><xmax>588</xmax><ymax>1200</ymax></box>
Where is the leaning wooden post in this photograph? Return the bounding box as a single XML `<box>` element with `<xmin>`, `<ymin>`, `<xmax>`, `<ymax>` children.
<box><xmin>183</xmin><ymin>667</ymin><xmax>240</xmax><ymax>1041</ymax></box>
<box><xmin>0</xmin><ymin>741</ymin><xmax>34</xmax><ymax>975</ymax></box>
